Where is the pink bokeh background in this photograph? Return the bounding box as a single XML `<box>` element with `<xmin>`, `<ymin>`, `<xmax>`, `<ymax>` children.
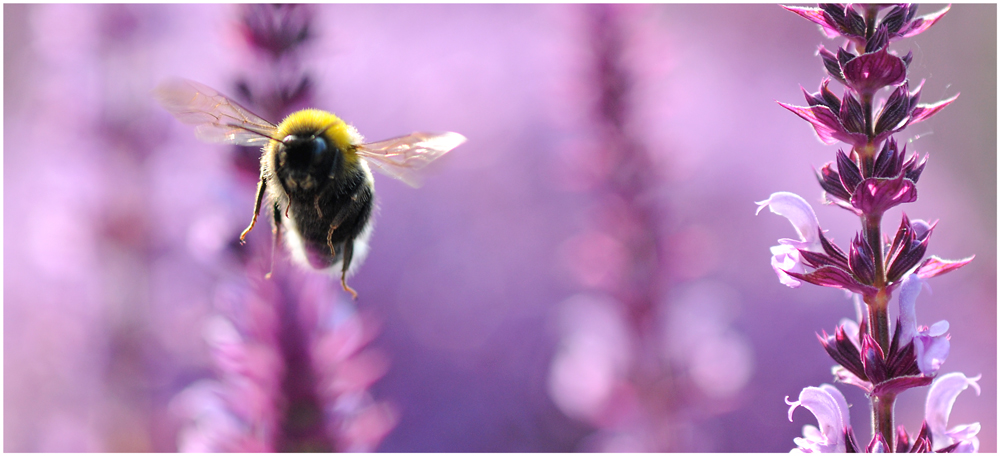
<box><xmin>4</xmin><ymin>4</ymin><xmax>995</xmax><ymax>452</ymax></box>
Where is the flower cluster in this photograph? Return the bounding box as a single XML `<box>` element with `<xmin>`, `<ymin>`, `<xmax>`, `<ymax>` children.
<box><xmin>786</xmin><ymin>373</ymin><xmax>981</xmax><ymax>453</ymax></box>
<box><xmin>171</xmin><ymin>275</ymin><xmax>396</xmax><ymax>452</ymax></box>
<box><xmin>758</xmin><ymin>4</ymin><xmax>981</xmax><ymax>452</ymax></box>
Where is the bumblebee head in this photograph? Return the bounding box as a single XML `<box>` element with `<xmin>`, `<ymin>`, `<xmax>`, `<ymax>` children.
<box><xmin>273</xmin><ymin>109</ymin><xmax>362</xmax><ymax>194</ymax></box>
<box><xmin>280</xmin><ymin>132</ymin><xmax>335</xmax><ymax>173</ymax></box>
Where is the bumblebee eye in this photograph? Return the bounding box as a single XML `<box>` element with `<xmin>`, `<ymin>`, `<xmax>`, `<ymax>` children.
<box><xmin>307</xmin><ymin>137</ymin><xmax>328</xmax><ymax>162</ymax></box>
<box><xmin>282</xmin><ymin>135</ymin><xmax>329</xmax><ymax>166</ymax></box>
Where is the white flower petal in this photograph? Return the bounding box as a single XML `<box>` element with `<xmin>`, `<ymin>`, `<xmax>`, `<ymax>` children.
<box><xmin>925</xmin><ymin>373</ymin><xmax>982</xmax><ymax>450</ymax></box>
<box><xmin>786</xmin><ymin>384</ymin><xmax>848</xmax><ymax>452</ymax></box>
<box><xmin>756</xmin><ymin>192</ymin><xmax>823</xmax><ymax>249</ymax></box>
<box><xmin>896</xmin><ymin>273</ymin><xmax>923</xmax><ymax>346</ymax></box>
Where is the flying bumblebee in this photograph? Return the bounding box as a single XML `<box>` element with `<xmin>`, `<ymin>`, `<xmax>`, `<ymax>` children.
<box><xmin>154</xmin><ymin>79</ymin><xmax>466</xmax><ymax>299</ymax></box>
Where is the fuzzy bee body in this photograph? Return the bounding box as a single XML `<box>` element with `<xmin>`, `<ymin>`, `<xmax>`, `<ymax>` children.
<box><xmin>155</xmin><ymin>79</ymin><xmax>465</xmax><ymax>299</ymax></box>
<box><xmin>263</xmin><ymin>110</ymin><xmax>376</xmax><ymax>277</ymax></box>
<box><xmin>272</xmin><ymin>160</ymin><xmax>375</xmax><ymax>273</ymax></box>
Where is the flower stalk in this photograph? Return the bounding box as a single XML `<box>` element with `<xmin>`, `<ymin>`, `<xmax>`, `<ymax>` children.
<box><xmin>760</xmin><ymin>4</ymin><xmax>982</xmax><ymax>452</ymax></box>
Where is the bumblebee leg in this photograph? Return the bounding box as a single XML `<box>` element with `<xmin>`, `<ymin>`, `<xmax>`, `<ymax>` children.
<box><xmin>265</xmin><ymin>202</ymin><xmax>282</xmax><ymax>280</ymax></box>
<box><xmin>240</xmin><ymin>177</ymin><xmax>267</xmax><ymax>243</ymax></box>
<box><xmin>313</xmin><ymin>193</ymin><xmax>323</xmax><ymax>220</ymax></box>
<box><xmin>340</xmin><ymin>239</ymin><xmax>358</xmax><ymax>300</ymax></box>
<box><xmin>324</xmin><ymin>206</ymin><xmax>352</xmax><ymax>256</ymax></box>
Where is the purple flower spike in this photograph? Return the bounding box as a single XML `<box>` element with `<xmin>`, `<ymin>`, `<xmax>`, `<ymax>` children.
<box><xmin>787</xmin><ymin>384</ymin><xmax>852</xmax><ymax>453</ymax></box>
<box><xmin>842</xmin><ymin>47</ymin><xmax>908</xmax><ymax>96</ymax></box>
<box><xmin>925</xmin><ymin>373</ymin><xmax>982</xmax><ymax>452</ymax></box>
<box><xmin>849</xmin><ymin>174</ymin><xmax>918</xmax><ymax>217</ymax></box>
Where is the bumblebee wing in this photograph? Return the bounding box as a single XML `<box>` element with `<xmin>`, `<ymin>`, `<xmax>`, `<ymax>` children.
<box><xmin>154</xmin><ymin>78</ymin><xmax>278</xmax><ymax>146</ymax></box>
<box><xmin>356</xmin><ymin>132</ymin><xmax>466</xmax><ymax>188</ymax></box>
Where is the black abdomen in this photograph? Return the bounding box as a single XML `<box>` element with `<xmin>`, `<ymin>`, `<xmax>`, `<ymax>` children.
<box><xmin>281</xmin><ymin>166</ymin><xmax>373</xmax><ymax>270</ymax></box>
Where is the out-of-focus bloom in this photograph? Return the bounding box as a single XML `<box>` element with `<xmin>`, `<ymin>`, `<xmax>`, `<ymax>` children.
<box><xmin>896</xmin><ymin>274</ymin><xmax>950</xmax><ymax>376</ymax></box>
<box><xmin>239</xmin><ymin>4</ymin><xmax>313</xmax><ymax>61</ymax></box>
<box><xmin>757</xmin><ymin>192</ymin><xmax>878</xmax><ymax>297</ymax></box>
<box><xmin>779</xmin><ymin>81</ymin><xmax>957</xmax><ymax>149</ymax></box>
<box><xmin>311</xmin><ymin>305</ymin><xmax>398</xmax><ymax>452</ymax></box>
<box><xmin>786</xmin><ymin>384</ymin><xmax>856</xmax><ymax>453</ymax></box>
<box><xmin>782</xmin><ymin>4</ymin><xmax>950</xmax><ymax>46</ymax></box>
<box><xmin>171</xmin><ymin>276</ymin><xmax>395</xmax><ymax>452</ymax></box>
<box><xmin>925</xmin><ymin>372</ymin><xmax>982</xmax><ymax>452</ymax></box>
<box><xmin>172</xmin><ymin>309</ymin><xmax>283</xmax><ymax>452</ymax></box>
<box><xmin>548</xmin><ymin>293</ymin><xmax>633</xmax><ymax>426</ymax></box>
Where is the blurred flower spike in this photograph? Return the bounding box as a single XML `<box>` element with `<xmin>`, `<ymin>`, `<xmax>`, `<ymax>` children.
<box><xmin>171</xmin><ymin>279</ymin><xmax>396</xmax><ymax>452</ymax></box>
<box><xmin>239</xmin><ymin>4</ymin><xmax>313</xmax><ymax>60</ymax></box>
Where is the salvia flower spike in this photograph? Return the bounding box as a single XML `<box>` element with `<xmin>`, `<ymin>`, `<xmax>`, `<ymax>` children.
<box><xmin>762</xmin><ymin>3</ymin><xmax>980</xmax><ymax>452</ymax></box>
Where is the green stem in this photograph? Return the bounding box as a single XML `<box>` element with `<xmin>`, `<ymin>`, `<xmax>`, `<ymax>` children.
<box><xmin>863</xmin><ymin>210</ymin><xmax>894</xmax><ymax>449</ymax></box>
<box><xmin>872</xmin><ymin>392</ymin><xmax>897</xmax><ymax>450</ymax></box>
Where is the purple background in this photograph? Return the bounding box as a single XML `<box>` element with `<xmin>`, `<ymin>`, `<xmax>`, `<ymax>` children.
<box><xmin>5</xmin><ymin>4</ymin><xmax>995</xmax><ymax>452</ymax></box>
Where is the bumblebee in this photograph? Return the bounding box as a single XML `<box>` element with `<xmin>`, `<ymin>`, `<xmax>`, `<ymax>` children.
<box><xmin>155</xmin><ymin>79</ymin><xmax>465</xmax><ymax>299</ymax></box>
